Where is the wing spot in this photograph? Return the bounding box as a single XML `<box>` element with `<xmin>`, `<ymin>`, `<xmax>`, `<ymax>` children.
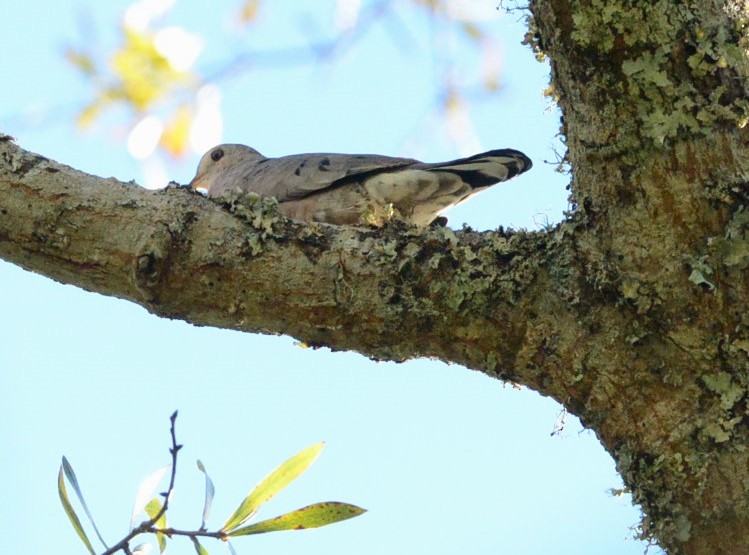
<box><xmin>318</xmin><ymin>158</ymin><xmax>331</xmax><ymax>171</ymax></box>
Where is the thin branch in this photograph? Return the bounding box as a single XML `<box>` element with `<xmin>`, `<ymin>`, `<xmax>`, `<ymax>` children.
<box><xmin>100</xmin><ymin>412</ymin><xmax>181</xmax><ymax>555</ymax></box>
<box><xmin>200</xmin><ymin>1</ymin><xmax>393</xmax><ymax>84</ymax></box>
<box><xmin>149</xmin><ymin>527</ymin><xmax>226</xmax><ymax>541</ymax></box>
<box><xmin>152</xmin><ymin>411</ymin><xmax>181</xmax><ymax>523</ymax></box>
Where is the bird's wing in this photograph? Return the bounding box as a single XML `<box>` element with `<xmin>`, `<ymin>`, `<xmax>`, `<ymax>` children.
<box><xmin>237</xmin><ymin>153</ymin><xmax>419</xmax><ymax>201</ymax></box>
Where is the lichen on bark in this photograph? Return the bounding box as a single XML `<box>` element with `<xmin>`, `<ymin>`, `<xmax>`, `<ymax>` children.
<box><xmin>526</xmin><ymin>0</ymin><xmax>749</xmax><ymax>552</ymax></box>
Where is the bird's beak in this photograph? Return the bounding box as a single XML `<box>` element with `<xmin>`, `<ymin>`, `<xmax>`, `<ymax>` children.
<box><xmin>188</xmin><ymin>175</ymin><xmax>210</xmax><ymax>196</ymax></box>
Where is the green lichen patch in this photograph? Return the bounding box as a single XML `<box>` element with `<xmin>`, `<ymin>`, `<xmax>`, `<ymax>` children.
<box><xmin>554</xmin><ymin>0</ymin><xmax>749</xmax><ymax>149</ymax></box>
<box><xmin>709</xmin><ymin>204</ymin><xmax>749</xmax><ymax>270</ymax></box>
<box><xmin>215</xmin><ymin>188</ymin><xmax>286</xmax><ymax>256</ymax></box>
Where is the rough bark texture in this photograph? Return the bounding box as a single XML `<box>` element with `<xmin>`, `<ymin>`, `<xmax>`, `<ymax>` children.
<box><xmin>2</xmin><ymin>1</ymin><xmax>749</xmax><ymax>553</ymax></box>
<box><xmin>526</xmin><ymin>0</ymin><xmax>749</xmax><ymax>552</ymax></box>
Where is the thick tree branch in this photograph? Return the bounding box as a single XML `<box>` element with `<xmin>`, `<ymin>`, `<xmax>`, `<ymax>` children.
<box><xmin>0</xmin><ymin>136</ymin><xmax>576</xmax><ymax>390</ymax></box>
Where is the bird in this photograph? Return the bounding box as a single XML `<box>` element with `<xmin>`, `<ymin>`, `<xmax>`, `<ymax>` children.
<box><xmin>188</xmin><ymin>144</ymin><xmax>532</xmax><ymax>226</ymax></box>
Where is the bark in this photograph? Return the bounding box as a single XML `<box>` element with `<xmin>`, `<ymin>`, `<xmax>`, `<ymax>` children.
<box><xmin>2</xmin><ymin>1</ymin><xmax>749</xmax><ymax>553</ymax></box>
<box><xmin>526</xmin><ymin>0</ymin><xmax>749</xmax><ymax>552</ymax></box>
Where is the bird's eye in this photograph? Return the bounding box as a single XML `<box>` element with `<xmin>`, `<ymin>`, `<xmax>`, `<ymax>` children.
<box><xmin>211</xmin><ymin>148</ymin><xmax>224</xmax><ymax>162</ymax></box>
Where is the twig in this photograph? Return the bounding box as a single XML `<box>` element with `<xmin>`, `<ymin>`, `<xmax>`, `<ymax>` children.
<box><xmin>100</xmin><ymin>411</ymin><xmax>182</xmax><ymax>555</ymax></box>
<box><xmin>201</xmin><ymin>1</ymin><xmax>392</xmax><ymax>84</ymax></box>
<box><xmin>148</xmin><ymin>527</ymin><xmax>226</xmax><ymax>541</ymax></box>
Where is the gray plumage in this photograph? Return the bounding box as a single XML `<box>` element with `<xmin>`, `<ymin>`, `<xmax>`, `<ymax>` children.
<box><xmin>189</xmin><ymin>144</ymin><xmax>532</xmax><ymax>226</ymax></box>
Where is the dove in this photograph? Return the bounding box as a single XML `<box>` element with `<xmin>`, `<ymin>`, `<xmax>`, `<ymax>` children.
<box><xmin>189</xmin><ymin>144</ymin><xmax>532</xmax><ymax>226</ymax></box>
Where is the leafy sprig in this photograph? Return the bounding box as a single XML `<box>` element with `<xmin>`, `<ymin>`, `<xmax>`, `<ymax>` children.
<box><xmin>59</xmin><ymin>411</ymin><xmax>365</xmax><ymax>554</ymax></box>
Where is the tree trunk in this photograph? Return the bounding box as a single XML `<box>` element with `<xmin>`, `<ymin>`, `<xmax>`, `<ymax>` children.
<box><xmin>1</xmin><ymin>1</ymin><xmax>749</xmax><ymax>553</ymax></box>
<box><xmin>527</xmin><ymin>0</ymin><xmax>749</xmax><ymax>552</ymax></box>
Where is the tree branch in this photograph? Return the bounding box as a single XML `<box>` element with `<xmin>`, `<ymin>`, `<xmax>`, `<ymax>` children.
<box><xmin>0</xmin><ymin>136</ymin><xmax>577</xmax><ymax>391</ymax></box>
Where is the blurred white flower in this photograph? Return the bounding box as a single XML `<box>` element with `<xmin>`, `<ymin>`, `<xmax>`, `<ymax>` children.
<box><xmin>154</xmin><ymin>27</ymin><xmax>203</xmax><ymax>72</ymax></box>
<box><xmin>140</xmin><ymin>155</ymin><xmax>170</xmax><ymax>190</ymax></box>
<box><xmin>445</xmin><ymin>0</ymin><xmax>502</xmax><ymax>22</ymax></box>
<box><xmin>445</xmin><ymin>95</ymin><xmax>481</xmax><ymax>155</ymax></box>
<box><xmin>189</xmin><ymin>85</ymin><xmax>223</xmax><ymax>154</ymax></box>
<box><xmin>128</xmin><ymin>115</ymin><xmax>163</xmax><ymax>160</ymax></box>
<box><xmin>335</xmin><ymin>0</ymin><xmax>362</xmax><ymax>30</ymax></box>
<box><xmin>124</xmin><ymin>0</ymin><xmax>175</xmax><ymax>31</ymax></box>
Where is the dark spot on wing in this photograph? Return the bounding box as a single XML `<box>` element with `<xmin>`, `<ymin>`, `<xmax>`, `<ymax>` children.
<box><xmin>257</xmin><ymin>159</ymin><xmax>269</xmax><ymax>164</ymax></box>
<box><xmin>318</xmin><ymin>158</ymin><xmax>331</xmax><ymax>171</ymax></box>
<box><xmin>294</xmin><ymin>159</ymin><xmax>308</xmax><ymax>176</ymax></box>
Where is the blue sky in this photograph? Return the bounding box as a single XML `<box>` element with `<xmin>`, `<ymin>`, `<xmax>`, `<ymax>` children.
<box><xmin>1</xmin><ymin>1</ymin><xmax>660</xmax><ymax>554</ymax></box>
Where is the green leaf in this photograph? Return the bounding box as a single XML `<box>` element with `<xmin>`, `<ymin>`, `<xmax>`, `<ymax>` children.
<box><xmin>61</xmin><ymin>456</ymin><xmax>108</xmax><ymax>548</ymax></box>
<box><xmin>130</xmin><ymin>465</ymin><xmax>171</xmax><ymax>531</ymax></box>
<box><xmin>58</xmin><ymin>462</ymin><xmax>96</xmax><ymax>555</ymax></box>
<box><xmin>191</xmin><ymin>537</ymin><xmax>211</xmax><ymax>555</ymax></box>
<box><xmin>221</xmin><ymin>442</ymin><xmax>324</xmax><ymax>532</ymax></box>
<box><xmin>227</xmin><ymin>502</ymin><xmax>366</xmax><ymax>536</ymax></box>
<box><xmin>145</xmin><ymin>498</ymin><xmax>168</xmax><ymax>553</ymax></box>
<box><xmin>196</xmin><ymin>460</ymin><xmax>215</xmax><ymax>529</ymax></box>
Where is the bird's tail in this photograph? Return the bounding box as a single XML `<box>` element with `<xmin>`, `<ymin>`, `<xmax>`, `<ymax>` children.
<box><xmin>425</xmin><ymin>149</ymin><xmax>532</xmax><ymax>188</ymax></box>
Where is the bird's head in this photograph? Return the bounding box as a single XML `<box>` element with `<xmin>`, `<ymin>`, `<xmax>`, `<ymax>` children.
<box><xmin>188</xmin><ymin>144</ymin><xmax>265</xmax><ymax>195</ymax></box>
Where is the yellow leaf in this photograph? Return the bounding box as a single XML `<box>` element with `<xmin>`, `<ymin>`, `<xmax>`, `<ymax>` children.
<box><xmin>413</xmin><ymin>0</ymin><xmax>440</xmax><ymax>12</ymax></box>
<box><xmin>160</xmin><ymin>105</ymin><xmax>193</xmax><ymax>158</ymax></box>
<box><xmin>460</xmin><ymin>22</ymin><xmax>484</xmax><ymax>42</ymax></box>
<box><xmin>64</xmin><ymin>47</ymin><xmax>96</xmax><ymax>76</ymax></box>
<box><xmin>112</xmin><ymin>28</ymin><xmax>180</xmax><ymax>110</ymax></box>
<box><xmin>483</xmin><ymin>78</ymin><xmax>500</xmax><ymax>92</ymax></box>
<box><xmin>77</xmin><ymin>101</ymin><xmax>105</xmax><ymax>129</ymax></box>
<box><xmin>222</xmin><ymin>443</ymin><xmax>325</xmax><ymax>533</ymax></box>
<box><xmin>145</xmin><ymin>498</ymin><xmax>168</xmax><ymax>553</ymax></box>
<box><xmin>58</xmin><ymin>463</ymin><xmax>96</xmax><ymax>555</ymax></box>
<box><xmin>444</xmin><ymin>89</ymin><xmax>461</xmax><ymax>112</ymax></box>
<box><xmin>238</xmin><ymin>0</ymin><xmax>261</xmax><ymax>24</ymax></box>
<box><xmin>228</xmin><ymin>502</ymin><xmax>366</xmax><ymax>536</ymax></box>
